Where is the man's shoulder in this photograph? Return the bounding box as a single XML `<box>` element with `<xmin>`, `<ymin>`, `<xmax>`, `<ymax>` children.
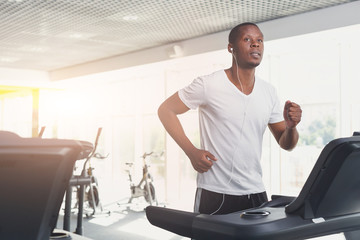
<box><xmin>197</xmin><ymin>70</ymin><xmax>225</xmax><ymax>81</ymax></box>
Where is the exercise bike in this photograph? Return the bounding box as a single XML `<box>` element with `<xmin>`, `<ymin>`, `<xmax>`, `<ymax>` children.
<box><xmin>72</xmin><ymin>128</ymin><xmax>109</xmax><ymax>217</ymax></box>
<box><xmin>76</xmin><ymin>152</ymin><xmax>108</xmax><ymax>216</ymax></box>
<box><xmin>125</xmin><ymin>152</ymin><xmax>160</xmax><ymax>206</ymax></box>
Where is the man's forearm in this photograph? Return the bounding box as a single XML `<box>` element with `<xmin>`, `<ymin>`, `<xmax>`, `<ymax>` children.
<box><xmin>279</xmin><ymin>127</ymin><xmax>299</xmax><ymax>151</ymax></box>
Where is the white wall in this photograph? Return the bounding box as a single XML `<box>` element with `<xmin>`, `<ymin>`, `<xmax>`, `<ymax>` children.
<box><xmin>0</xmin><ymin>67</ymin><xmax>49</xmax><ymax>86</ymax></box>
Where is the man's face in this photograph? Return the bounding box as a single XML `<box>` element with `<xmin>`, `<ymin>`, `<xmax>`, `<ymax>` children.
<box><xmin>233</xmin><ymin>25</ymin><xmax>264</xmax><ymax>68</ymax></box>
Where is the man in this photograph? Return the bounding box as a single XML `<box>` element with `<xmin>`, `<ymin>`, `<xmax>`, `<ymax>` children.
<box><xmin>158</xmin><ymin>22</ymin><xmax>302</xmax><ymax>215</ymax></box>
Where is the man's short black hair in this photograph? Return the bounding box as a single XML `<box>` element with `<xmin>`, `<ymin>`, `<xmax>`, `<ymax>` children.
<box><xmin>228</xmin><ymin>22</ymin><xmax>261</xmax><ymax>44</ymax></box>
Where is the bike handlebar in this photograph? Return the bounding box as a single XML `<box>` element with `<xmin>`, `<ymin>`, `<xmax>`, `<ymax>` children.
<box><xmin>91</xmin><ymin>127</ymin><xmax>102</xmax><ymax>157</ymax></box>
<box><xmin>141</xmin><ymin>151</ymin><xmax>165</xmax><ymax>159</ymax></box>
<box><xmin>93</xmin><ymin>153</ymin><xmax>109</xmax><ymax>159</ymax></box>
<box><xmin>81</xmin><ymin>127</ymin><xmax>106</xmax><ymax>175</ymax></box>
<box><xmin>38</xmin><ymin>126</ymin><xmax>46</xmax><ymax>138</ymax></box>
<box><xmin>142</xmin><ymin>152</ymin><xmax>154</xmax><ymax>158</ymax></box>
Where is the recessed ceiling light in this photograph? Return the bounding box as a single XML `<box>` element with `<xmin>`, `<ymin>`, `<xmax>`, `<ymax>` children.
<box><xmin>0</xmin><ymin>57</ymin><xmax>19</xmax><ymax>63</ymax></box>
<box><xmin>69</xmin><ymin>33</ymin><xmax>84</xmax><ymax>39</ymax></box>
<box><xmin>57</xmin><ymin>31</ymin><xmax>96</xmax><ymax>40</ymax></box>
<box><xmin>122</xmin><ymin>15</ymin><xmax>139</xmax><ymax>21</ymax></box>
<box><xmin>20</xmin><ymin>46</ymin><xmax>47</xmax><ymax>52</ymax></box>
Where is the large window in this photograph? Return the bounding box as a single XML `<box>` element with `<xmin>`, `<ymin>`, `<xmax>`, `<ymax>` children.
<box><xmin>0</xmin><ymin>91</ymin><xmax>33</xmax><ymax>136</ymax></box>
<box><xmin>258</xmin><ymin>24</ymin><xmax>360</xmax><ymax>196</ymax></box>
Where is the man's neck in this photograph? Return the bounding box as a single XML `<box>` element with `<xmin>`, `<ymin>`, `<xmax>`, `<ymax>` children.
<box><xmin>226</xmin><ymin>66</ymin><xmax>256</xmax><ymax>94</ymax></box>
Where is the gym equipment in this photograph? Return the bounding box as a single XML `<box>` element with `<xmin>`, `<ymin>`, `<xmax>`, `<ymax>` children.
<box><xmin>0</xmin><ymin>131</ymin><xmax>93</xmax><ymax>240</ymax></box>
<box><xmin>63</xmin><ymin>128</ymin><xmax>110</xmax><ymax>235</ymax></box>
<box><xmin>146</xmin><ymin>132</ymin><xmax>360</xmax><ymax>240</ymax></box>
<box><xmin>125</xmin><ymin>152</ymin><xmax>159</xmax><ymax>206</ymax></box>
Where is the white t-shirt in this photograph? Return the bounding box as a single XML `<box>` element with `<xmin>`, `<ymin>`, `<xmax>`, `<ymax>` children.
<box><xmin>178</xmin><ymin>70</ymin><xmax>283</xmax><ymax>195</ymax></box>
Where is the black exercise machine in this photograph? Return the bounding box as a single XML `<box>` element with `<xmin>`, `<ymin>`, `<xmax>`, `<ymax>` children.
<box><xmin>146</xmin><ymin>132</ymin><xmax>360</xmax><ymax>240</ymax></box>
<box><xmin>0</xmin><ymin>131</ymin><xmax>93</xmax><ymax>240</ymax></box>
<box><xmin>63</xmin><ymin>128</ymin><xmax>106</xmax><ymax>235</ymax></box>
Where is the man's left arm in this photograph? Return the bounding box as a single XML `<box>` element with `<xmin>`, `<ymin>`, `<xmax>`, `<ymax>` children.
<box><xmin>269</xmin><ymin>100</ymin><xmax>302</xmax><ymax>151</ymax></box>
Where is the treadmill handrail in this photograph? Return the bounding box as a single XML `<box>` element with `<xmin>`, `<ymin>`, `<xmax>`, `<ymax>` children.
<box><xmin>285</xmin><ymin>136</ymin><xmax>360</xmax><ymax>218</ymax></box>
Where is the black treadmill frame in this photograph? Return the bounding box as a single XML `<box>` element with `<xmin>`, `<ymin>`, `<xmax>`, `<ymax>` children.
<box><xmin>146</xmin><ymin>134</ymin><xmax>360</xmax><ymax>240</ymax></box>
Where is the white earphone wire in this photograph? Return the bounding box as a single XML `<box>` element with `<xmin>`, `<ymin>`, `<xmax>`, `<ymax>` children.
<box><xmin>210</xmin><ymin>194</ymin><xmax>225</xmax><ymax>215</ymax></box>
<box><xmin>227</xmin><ymin>48</ymin><xmax>250</xmax><ymax>185</ymax></box>
<box><xmin>231</xmin><ymin>50</ymin><xmax>244</xmax><ymax>92</ymax></box>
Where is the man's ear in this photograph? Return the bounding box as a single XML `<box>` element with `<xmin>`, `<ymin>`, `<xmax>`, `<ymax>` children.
<box><xmin>228</xmin><ymin>44</ymin><xmax>233</xmax><ymax>53</ymax></box>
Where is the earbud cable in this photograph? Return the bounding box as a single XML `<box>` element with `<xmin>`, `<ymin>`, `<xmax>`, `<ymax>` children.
<box><xmin>231</xmin><ymin>51</ymin><xmax>244</xmax><ymax>92</ymax></box>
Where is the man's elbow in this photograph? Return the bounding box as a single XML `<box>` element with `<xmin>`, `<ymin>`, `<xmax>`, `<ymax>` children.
<box><xmin>280</xmin><ymin>137</ymin><xmax>299</xmax><ymax>151</ymax></box>
<box><xmin>158</xmin><ymin>103</ymin><xmax>166</xmax><ymax>121</ymax></box>
<box><xmin>281</xmin><ymin>143</ymin><xmax>296</xmax><ymax>151</ymax></box>
<box><xmin>158</xmin><ymin>102</ymin><xmax>176</xmax><ymax>124</ymax></box>
<box><xmin>278</xmin><ymin>131</ymin><xmax>299</xmax><ymax>151</ymax></box>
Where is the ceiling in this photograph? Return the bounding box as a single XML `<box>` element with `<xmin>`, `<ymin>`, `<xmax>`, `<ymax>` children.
<box><xmin>0</xmin><ymin>0</ymin><xmax>357</xmax><ymax>72</ymax></box>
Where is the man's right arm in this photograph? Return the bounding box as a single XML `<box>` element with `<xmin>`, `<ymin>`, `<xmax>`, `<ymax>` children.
<box><xmin>158</xmin><ymin>92</ymin><xmax>216</xmax><ymax>173</ymax></box>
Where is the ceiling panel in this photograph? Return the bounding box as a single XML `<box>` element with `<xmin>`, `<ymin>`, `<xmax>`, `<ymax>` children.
<box><xmin>0</xmin><ymin>0</ymin><xmax>356</xmax><ymax>71</ymax></box>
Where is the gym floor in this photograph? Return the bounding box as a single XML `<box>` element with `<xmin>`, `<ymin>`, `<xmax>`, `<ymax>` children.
<box><xmin>56</xmin><ymin>199</ymin><xmax>187</xmax><ymax>240</ymax></box>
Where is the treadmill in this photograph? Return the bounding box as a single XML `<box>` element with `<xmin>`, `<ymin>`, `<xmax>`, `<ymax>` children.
<box><xmin>0</xmin><ymin>131</ymin><xmax>93</xmax><ymax>240</ymax></box>
<box><xmin>146</xmin><ymin>132</ymin><xmax>360</xmax><ymax>240</ymax></box>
